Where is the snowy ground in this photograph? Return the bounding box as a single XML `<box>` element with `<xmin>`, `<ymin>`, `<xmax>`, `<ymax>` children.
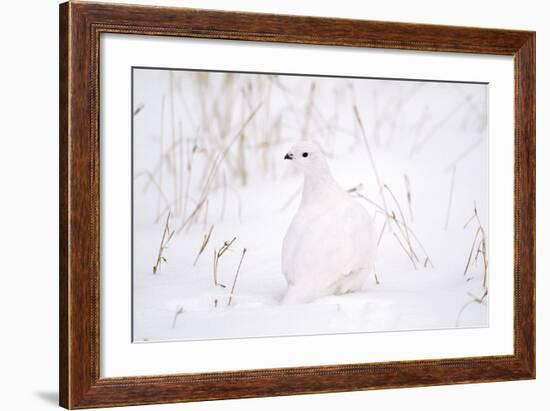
<box><xmin>132</xmin><ymin>69</ymin><xmax>489</xmax><ymax>342</ymax></box>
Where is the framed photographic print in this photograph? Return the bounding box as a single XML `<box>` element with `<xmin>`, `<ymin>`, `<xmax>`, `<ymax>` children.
<box><xmin>59</xmin><ymin>1</ymin><xmax>535</xmax><ymax>409</ymax></box>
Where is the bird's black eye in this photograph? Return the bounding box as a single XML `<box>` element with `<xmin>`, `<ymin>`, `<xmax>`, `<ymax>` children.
<box><xmin>302</xmin><ymin>152</ymin><xmax>309</xmax><ymax>158</ymax></box>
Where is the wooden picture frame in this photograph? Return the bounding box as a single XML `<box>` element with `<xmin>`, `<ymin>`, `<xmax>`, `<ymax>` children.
<box><xmin>59</xmin><ymin>1</ymin><xmax>535</xmax><ymax>408</ymax></box>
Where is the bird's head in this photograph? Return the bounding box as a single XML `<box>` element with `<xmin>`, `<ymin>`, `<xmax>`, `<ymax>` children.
<box><xmin>284</xmin><ymin>141</ymin><xmax>329</xmax><ymax>176</ymax></box>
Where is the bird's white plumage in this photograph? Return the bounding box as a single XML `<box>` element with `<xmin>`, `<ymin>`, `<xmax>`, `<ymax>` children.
<box><xmin>281</xmin><ymin>142</ymin><xmax>377</xmax><ymax>304</ymax></box>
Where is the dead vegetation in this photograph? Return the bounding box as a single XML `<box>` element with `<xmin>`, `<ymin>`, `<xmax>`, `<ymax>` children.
<box><xmin>212</xmin><ymin>237</ymin><xmax>237</xmax><ymax>288</ymax></box>
<box><xmin>228</xmin><ymin>248</ymin><xmax>247</xmax><ymax>306</ymax></box>
<box><xmin>193</xmin><ymin>225</ymin><xmax>214</xmax><ymax>266</ymax></box>
<box><xmin>176</xmin><ymin>103</ymin><xmax>263</xmax><ymax>234</ymax></box>
<box><xmin>352</xmin><ymin>105</ymin><xmax>434</xmax><ymax>271</ymax></box>
<box><xmin>444</xmin><ymin>166</ymin><xmax>456</xmax><ymax>230</ymax></box>
<box><xmin>356</xmin><ymin>188</ymin><xmax>434</xmax><ymax>270</ymax></box>
<box><xmin>353</xmin><ymin>105</ymin><xmax>390</xmax><ymax>214</ymax></box>
<box><xmin>463</xmin><ymin>203</ymin><xmax>488</xmax><ymax>290</ymax></box>
<box><xmin>455</xmin><ymin>203</ymin><xmax>488</xmax><ymax>327</ymax></box>
<box><xmin>171</xmin><ymin>305</ymin><xmax>184</xmax><ymax>328</ymax></box>
<box><xmin>152</xmin><ymin>211</ymin><xmax>174</xmax><ymax>274</ymax></box>
<box><xmin>403</xmin><ymin>174</ymin><xmax>414</xmax><ymax>222</ymax></box>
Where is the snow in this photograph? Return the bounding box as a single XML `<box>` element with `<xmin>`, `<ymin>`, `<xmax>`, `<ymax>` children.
<box><xmin>132</xmin><ymin>69</ymin><xmax>489</xmax><ymax>343</ymax></box>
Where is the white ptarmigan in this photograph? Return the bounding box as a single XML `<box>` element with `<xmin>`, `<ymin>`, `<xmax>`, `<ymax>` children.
<box><xmin>281</xmin><ymin>142</ymin><xmax>377</xmax><ymax>304</ymax></box>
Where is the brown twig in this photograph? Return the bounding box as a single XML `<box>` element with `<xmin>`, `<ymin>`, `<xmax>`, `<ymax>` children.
<box><xmin>134</xmin><ymin>170</ymin><xmax>170</xmax><ymax>209</ymax></box>
<box><xmin>171</xmin><ymin>306</ymin><xmax>184</xmax><ymax>329</ymax></box>
<box><xmin>228</xmin><ymin>248</ymin><xmax>247</xmax><ymax>306</ymax></box>
<box><xmin>377</xmin><ymin>219</ymin><xmax>388</xmax><ymax>246</ymax></box>
<box><xmin>444</xmin><ymin>138</ymin><xmax>484</xmax><ymax>173</ymax></box>
<box><xmin>193</xmin><ymin>225</ymin><xmax>214</xmax><ymax>266</ymax></box>
<box><xmin>410</xmin><ymin>96</ymin><xmax>470</xmax><ymax>157</ymax></box>
<box><xmin>355</xmin><ymin>192</ymin><xmax>433</xmax><ymax>268</ymax></box>
<box><xmin>220</xmin><ymin>172</ymin><xmax>227</xmax><ymax>220</ymax></box>
<box><xmin>177</xmin><ymin>103</ymin><xmax>263</xmax><ymax>233</ymax></box>
<box><xmin>468</xmin><ymin>289</ymin><xmax>488</xmax><ymax>304</ymax></box>
<box><xmin>212</xmin><ymin>237</ymin><xmax>237</xmax><ymax>288</ymax></box>
<box><xmin>463</xmin><ymin>204</ymin><xmax>488</xmax><ymax>288</ymax></box>
<box><xmin>384</xmin><ymin>184</ymin><xmax>418</xmax><ymax>263</ymax></box>
<box><xmin>152</xmin><ymin>211</ymin><xmax>174</xmax><ymax>274</ymax></box>
<box><xmin>347</xmin><ymin>183</ymin><xmax>364</xmax><ymax>194</ymax></box>
<box><xmin>444</xmin><ymin>166</ymin><xmax>456</xmax><ymax>230</ymax></box>
<box><xmin>133</xmin><ymin>103</ymin><xmax>144</xmax><ymax>116</ymax></box>
<box><xmin>393</xmin><ymin>232</ymin><xmax>417</xmax><ymax>270</ymax></box>
<box><xmin>353</xmin><ymin>105</ymin><xmax>390</xmax><ymax>216</ymax></box>
<box><xmin>455</xmin><ymin>289</ymin><xmax>488</xmax><ymax>327</ymax></box>
<box><xmin>464</xmin><ymin>226</ymin><xmax>483</xmax><ymax>276</ymax></box>
<box><xmin>183</xmin><ymin>136</ymin><xmax>198</xmax><ymax>221</ymax></box>
<box><xmin>403</xmin><ymin>174</ymin><xmax>414</xmax><ymax>222</ymax></box>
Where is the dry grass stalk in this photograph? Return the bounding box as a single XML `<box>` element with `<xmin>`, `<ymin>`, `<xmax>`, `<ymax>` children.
<box><xmin>353</xmin><ymin>105</ymin><xmax>390</xmax><ymax>215</ymax></box>
<box><xmin>403</xmin><ymin>174</ymin><xmax>414</xmax><ymax>222</ymax></box>
<box><xmin>183</xmin><ymin>138</ymin><xmax>198</xmax><ymax>221</ymax></box>
<box><xmin>464</xmin><ymin>227</ymin><xmax>483</xmax><ymax>275</ymax></box>
<box><xmin>368</xmin><ymin>84</ymin><xmax>420</xmax><ymax>148</ymax></box>
<box><xmin>228</xmin><ymin>248</ymin><xmax>247</xmax><ymax>306</ymax></box>
<box><xmin>237</xmin><ymin>131</ymin><xmax>248</xmax><ymax>186</ymax></box>
<box><xmin>393</xmin><ymin>232</ymin><xmax>417</xmax><ymax>270</ymax></box>
<box><xmin>141</xmin><ymin>137</ymin><xmax>185</xmax><ymax>193</ymax></box>
<box><xmin>154</xmin><ymin>204</ymin><xmax>174</xmax><ymax>225</ymax></box>
<box><xmin>193</xmin><ymin>225</ymin><xmax>214</xmax><ymax>266</ymax></box>
<box><xmin>152</xmin><ymin>211</ymin><xmax>174</xmax><ymax>274</ymax></box>
<box><xmin>212</xmin><ymin>237</ymin><xmax>237</xmax><ymax>288</ymax></box>
<box><xmin>444</xmin><ymin>166</ymin><xmax>456</xmax><ymax>230</ymax></box>
<box><xmin>172</xmin><ymin>305</ymin><xmax>184</xmax><ymax>329</ymax></box>
<box><xmin>463</xmin><ymin>213</ymin><xmax>476</xmax><ymax>229</ymax></box>
<box><xmin>218</xmin><ymin>237</ymin><xmax>236</xmax><ymax>258</ymax></box>
<box><xmin>463</xmin><ymin>203</ymin><xmax>488</xmax><ymax>289</ymax></box>
<box><xmin>384</xmin><ymin>185</ymin><xmax>419</xmax><ymax>263</ymax></box>
<box><xmin>468</xmin><ymin>289</ymin><xmax>488</xmax><ymax>304</ymax></box>
<box><xmin>213</xmin><ymin>248</ymin><xmax>220</xmax><ymax>286</ymax></box>
<box><xmin>409</xmin><ymin>227</ymin><xmax>434</xmax><ymax>268</ymax></box>
<box><xmin>169</xmin><ymin>72</ymin><xmax>179</xmax><ymax>216</ymax></box>
<box><xmin>202</xmin><ymin>199</ymin><xmax>209</xmax><ymax>228</ymax></box>
<box><xmin>410</xmin><ymin>96</ymin><xmax>470</xmax><ymax>157</ymax></box>
<box><xmin>354</xmin><ymin>191</ymin><xmax>433</xmax><ymax>269</ymax></box>
<box><xmin>377</xmin><ymin>219</ymin><xmax>388</xmax><ymax>246</ymax></box>
<box><xmin>158</xmin><ymin>95</ymin><xmax>166</xmax><ymax>219</ymax></box>
<box><xmin>177</xmin><ymin>103</ymin><xmax>263</xmax><ymax>234</ymax></box>
<box><xmin>346</xmin><ymin>183</ymin><xmax>364</xmax><ymax>194</ymax></box>
<box><xmin>176</xmin><ymin>120</ymin><xmax>184</xmax><ymax>216</ymax></box>
<box><xmin>455</xmin><ymin>289</ymin><xmax>488</xmax><ymax>327</ymax></box>
<box><xmin>444</xmin><ymin>138</ymin><xmax>483</xmax><ymax>173</ymax></box>
<box><xmin>355</xmin><ymin>192</ymin><xmax>384</xmax><ymax>210</ymax></box>
<box><xmin>220</xmin><ymin>172</ymin><xmax>227</xmax><ymax>220</ymax></box>
<box><xmin>180</xmin><ymin>127</ymin><xmax>199</xmax><ymax>222</ymax></box>
<box><xmin>133</xmin><ymin>103</ymin><xmax>144</xmax><ymax>116</ymax></box>
<box><xmin>134</xmin><ymin>170</ymin><xmax>170</xmax><ymax>209</ymax></box>
<box><xmin>371</xmin><ymin>209</ymin><xmax>386</xmax><ymax>225</ymax></box>
<box><xmin>356</xmin><ymin>182</ymin><xmax>419</xmax><ymax>270</ymax></box>
<box><xmin>301</xmin><ymin>82</ymin><xmax>316</xmax><ymax>140</ymax></box>
<box><xmin>226</xmin><ymin>184</ymin><xmax>243</xmax><ymax>222</ymax></box>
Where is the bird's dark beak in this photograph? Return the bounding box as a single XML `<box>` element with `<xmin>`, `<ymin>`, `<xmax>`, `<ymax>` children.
<box><xmin>284</xmin><ymin>153</ymin><xmax>294</xmax><ymax>160</ymax></box>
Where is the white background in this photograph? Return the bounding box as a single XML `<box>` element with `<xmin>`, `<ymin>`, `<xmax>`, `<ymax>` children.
<box><xmin>0</xmin><ymin>0</ymin><xmax>546</xmax><ymax>410</ymax></box>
